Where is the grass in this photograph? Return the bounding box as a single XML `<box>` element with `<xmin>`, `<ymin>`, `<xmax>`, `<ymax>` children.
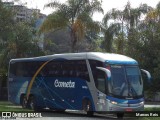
<box><xmin>145</xmin><ymin>107</ymin><xmax>160</xmax><ymax>111</ymax></box>
<box><xmin>0</xmin><ymin>101</ymin><xmax>32</xmax><ymax>112</ymax></box>
<box><xmin>138</xmin><ymin>117</ymin><xmax>160</xmax><ymax>120</ymax></box>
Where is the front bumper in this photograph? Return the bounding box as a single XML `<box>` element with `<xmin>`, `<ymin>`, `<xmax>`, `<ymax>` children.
<box><xmin>108</xmin><ymin>101</ymin><xmax>144</xmax><ymax>111</ymax></box>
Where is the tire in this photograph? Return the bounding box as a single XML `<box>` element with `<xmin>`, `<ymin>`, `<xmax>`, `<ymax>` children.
<box><xmin>82</xmin><ymin>99</ymin><xmax>93</xmax><ymax>116</ymax></box>
<box><xmin>28</xmin><ymin>96</ymin><xmax>35</xmax><ymax>110</ymax></box>
<box><xmin>21</xmin><ymin>95</ymin><xmax>28</xmax><ymax>109</ymax></box>
<box><xmin>28</xmin><ymin>96</ymin><xmax>44</xmax><ymax>111</ymax></box>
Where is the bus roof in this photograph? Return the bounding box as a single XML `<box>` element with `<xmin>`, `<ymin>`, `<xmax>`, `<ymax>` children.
<box><xmin>10</xmin><ymin>52</ymin><xmax>138</xmax><ymax>65</ymax></box>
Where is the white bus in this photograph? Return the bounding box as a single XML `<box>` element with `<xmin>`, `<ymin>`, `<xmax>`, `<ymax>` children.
<box><xmin>8</xmin><ymin>52</ymin><xmax>151</xmax><ymax>118</ymax></box>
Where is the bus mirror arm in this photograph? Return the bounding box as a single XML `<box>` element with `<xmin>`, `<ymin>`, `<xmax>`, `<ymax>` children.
<box><xmin>96</xmin><ymin>67</ymin><xmax>111</xmax><ymax>80</ymax></box>
<box><xmin>141</xmin><ymin>69</ymin><xmax>151</xmax><ymax>83</ymax></box>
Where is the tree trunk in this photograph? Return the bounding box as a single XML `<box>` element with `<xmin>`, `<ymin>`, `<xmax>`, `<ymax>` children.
<box><xmin>70</xmin><ymin>29</ymin><xmax>77</xmax><ymax>53</ymax></box>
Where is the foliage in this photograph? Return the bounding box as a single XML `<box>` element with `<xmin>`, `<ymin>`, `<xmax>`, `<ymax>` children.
<box><xmin>0</xmin><ymin>1</ymin><xmax>44</xmax><ymax>70</ymax></box>
<box><xmin>102</xmin><ymin>2</ymin><xmax>160</xmax><ymax>91</ymax></box>
<box><xmin>39</xmin><ymin>0</ymin><xmax>103</xmax><ymax>52</ymax></box>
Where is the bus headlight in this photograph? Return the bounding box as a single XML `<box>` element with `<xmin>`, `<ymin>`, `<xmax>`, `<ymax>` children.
<box><xmin>140</xmin><ymin>101</ymin><xmax>144</xmax><ymax>105</ymax></box>
<box><xmin>111</xmin><ymin>101</ymin><xmax>118</xmax><ymax>105</ymax></box>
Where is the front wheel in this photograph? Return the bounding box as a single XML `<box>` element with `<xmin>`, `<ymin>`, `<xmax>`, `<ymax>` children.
<box><xmin>82</xmin><ymin>99</ymin><xmax>93</xmax><ymax>116</ymax></box>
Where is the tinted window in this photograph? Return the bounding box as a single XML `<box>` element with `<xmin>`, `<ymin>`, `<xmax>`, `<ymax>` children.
<box><xmin>89</xmin><ymin>60</ymin><xmax>104</xmax><ymax>86</ymax></box>
<box><xmin>40</xmin><ymin>61</ymin><xmax>62</xmax><ymax>77</ymax></box>
<box><xmin>96</xmin><ymin>69</ymin><xmax>106</xmax><ymax>93</ymax></box>
<box><xmin>9</xmin><ymin>61</ymin><xmax>44</xmax><ymax>77</ymax></box>
<box><xmin>40</xmin><ymin>60</ymin><xmax>90</xmax><ymax>81</ymax></box>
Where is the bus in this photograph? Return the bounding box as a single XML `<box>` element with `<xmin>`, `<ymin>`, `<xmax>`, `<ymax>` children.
<box><xmin>8</xmin><ymin>52</ymin><xmax>151</xmax><ymax>117</ymax></box>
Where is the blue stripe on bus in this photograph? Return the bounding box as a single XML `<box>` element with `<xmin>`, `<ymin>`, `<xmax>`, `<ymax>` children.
<box><xmin>105</xmin><ymin>60</ymin><xmax>138</xmax><ymax>65</ymax></box>
<box><xmin>106</xmin><ymin>96</ymin><xmax>144</xmax><ymax>104</ymax></box>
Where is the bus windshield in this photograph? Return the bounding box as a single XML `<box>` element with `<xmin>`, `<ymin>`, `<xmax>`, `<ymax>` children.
<box><xmin>108</xmin><ymin>65</ymin><xmax>143</xmax><ymax>98</ymax></box>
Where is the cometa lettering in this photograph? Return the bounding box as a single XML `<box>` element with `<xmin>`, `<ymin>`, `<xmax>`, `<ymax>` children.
<box><xmin>54</xmin><ymin>79</ymin><xmax>75</xmax><ymax>88</ymax></box>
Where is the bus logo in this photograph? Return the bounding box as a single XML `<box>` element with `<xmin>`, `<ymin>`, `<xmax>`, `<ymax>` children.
<box><xmin>54</xmin><ymin>79</ymin><xmax>75</xmax><ymax>88</ymax></box>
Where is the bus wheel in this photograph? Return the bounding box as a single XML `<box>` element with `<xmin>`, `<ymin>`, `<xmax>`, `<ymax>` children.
<box><xmin>117</xmin><ymin>113</ymin><xmax>124</xmax><ymax>118</ymax></box>
<box><xmin>82</xmin><ymin>99</ymin><xmax>93</xmax><ymax>116</ymax></box>
<box><xmin>28</xmin><ymin>96</ymin><xmax>43</xmax><ymax>111</ymax></box>
<box><xmin>21</xmin><ymin>96</ymin><xmax>28</xmax><ymax>109</ymax></box>
<box><xmin>28</xmin><ymin>96</ymin><xmax>37</xmax><ymax>110</ymax></box>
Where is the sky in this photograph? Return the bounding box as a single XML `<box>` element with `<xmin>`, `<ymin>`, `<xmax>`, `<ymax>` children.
<box><xmin>6</xmin><ymin>0</ymin><xmax>160</xmax><ymax>21</ymax></box>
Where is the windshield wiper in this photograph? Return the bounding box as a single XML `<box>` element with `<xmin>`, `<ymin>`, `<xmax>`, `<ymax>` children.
<box><xmin>128</xmin><ymin>83</ymin><xmax>137</xmax><ymax>97</ymax></box>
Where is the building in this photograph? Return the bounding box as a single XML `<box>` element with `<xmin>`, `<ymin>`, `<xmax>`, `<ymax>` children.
<box><xmin>2</xmin><ymin>1</ymin><xmax>14</xmax><ymax>7</ymax></box>
<box><xmin>2</xmin><ymin>1</ymin><xmax>46</xmax><ymax>49</ymax></box>
<box><xmin>3</xmin><ymin>2</ymin><xmax>41</xmax><ymax>22</ymax></box>
<box><xmin>13</xmin><ymin>5</ymin><xmax>41</xmax><ymax>22</ymax></box>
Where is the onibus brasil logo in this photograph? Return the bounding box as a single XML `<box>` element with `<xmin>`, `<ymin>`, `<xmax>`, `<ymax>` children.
<box><xmin>1</xmin><ymin>112</ymin><xmax>42</xmax><ymax>119</ymax></box>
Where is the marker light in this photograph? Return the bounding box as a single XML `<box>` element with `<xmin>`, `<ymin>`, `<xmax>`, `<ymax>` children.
<box><xmin>140</xmin><ymin>101</ymin><xmax>144</xmax><ymax>105</ymax></box>
<box><xmin>111</xmin><ymin>101</ymin><xmax>117</xmax><ymax>105</ymax></box>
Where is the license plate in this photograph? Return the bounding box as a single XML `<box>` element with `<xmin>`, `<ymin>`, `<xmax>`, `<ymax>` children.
<box><xmin>125</xmin><ymin>108</ymin><xmax>133</xmax><ymax>111</ymax></box>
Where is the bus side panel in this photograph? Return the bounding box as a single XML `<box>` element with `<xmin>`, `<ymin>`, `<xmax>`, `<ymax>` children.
<box><xmin>8</xmin><ymin>77</ymin><xmax>29</xmax><ymax>104</ymax></box>
<box><xmin>30</xmin><ymin>77</ymin><xmax>94</xmax><ymax>110</ymax></box>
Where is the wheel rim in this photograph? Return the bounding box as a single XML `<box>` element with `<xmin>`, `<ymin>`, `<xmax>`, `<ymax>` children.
<box><xmin>87</xmin><ymin>104</ymin><xmax>90</xmax><ymax>111</ymax></box>
<box><xmin>29</xmin><ymin>97</ymin><xmax>35</xmax><ymax>110</ymax></box>
<box><xmin>22</xmin><ymin>98</ymin><xmax>27</xmax><ymax>108</ymax></box>
<box><xmin>83</xmin><ymin>100</ymin><xmax>91</xmax><ymax>112</ymax></box>
<box><xmin>30</xmin><ymin>100</ymin><xmax>34</xmax><ymax>109</ymax></box>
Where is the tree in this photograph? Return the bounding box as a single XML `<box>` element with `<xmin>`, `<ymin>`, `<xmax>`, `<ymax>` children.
<box><xmin>136</xmin><ymin>2</ymin><xmax>160</xmax><ymax>92</ymax></box>
<box><xmin>0</xmin><ymin>1</ymin><xmax>45</xmax><ymax>100</ymax></box>
<box><xmin>102</xmin><ymin>8</ymin><xmax>124</xmax><ymax>53</ymax></box>
<box><xmin>101</xmin><ymin>14</ymin><xmax>121</xmax><ymax>52</ymax></box>
<box><xmin>0</xmin><ymin>0</ymin><xmax>15</xmax><ymax>69</ymax></box>
<box><xmin>39</xmin><ymin>0</ymin><xmax>103</xmax><ymax>52</ymax></box>
<box><xmin>102</xmin><ymin>2</ymin><xmax>152</xmax><ymax>55</ymax></box>
<box><xmin>0</xmin><ymin>1</ymin><xmax>44</xmax><ymax>70</ymax></box>
<box><xmin>124</xmin><ymin>3</ymin><xmax>152</xmax><ymax>56</ymax></box>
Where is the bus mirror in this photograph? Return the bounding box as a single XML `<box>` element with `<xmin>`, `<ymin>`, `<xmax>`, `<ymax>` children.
<box><xmin>96</xmin><ymin>67</ymin><xmax>111</xmax><ymax>80</ymax></box>
<box><xmin>141</xmin><ymin>69</ymin><xmax>151</xmax><ymax>83</ymax></box>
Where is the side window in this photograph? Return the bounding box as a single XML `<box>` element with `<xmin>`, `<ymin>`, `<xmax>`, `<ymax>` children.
<box><xmin>76</xmin><ymin>60</ymin><xmax>90</xmax><ymax>82</ymax></box>
<box><xmin>41</xmin><ymin>61</ymin><xmax>62</xmax><ymax>77</ymax></box>
<box><xmin>9</xmin><ymin>62</ymin><xmax>37</xmax><ymax>77</ymax></box>
<box><xmin>15</xmin><ymin>62</ymin><xmax>25</xmax><ymax>77</ymax></box>
<box><xmin>37</xmin><ymin>60</ymin><xmax>89</xmax><ymax>81</ymax></box>
<box><xmin>15</xmin><ymin>62</ymin><xmax>44</xmax><ymax>77</ymax></box>
<box><xmin>9</xmin><ymin>62</ymin><xmax>16</xmax><ymax>77</ymax></box>
<box><xmin>27</xmin><ymin>62</ymin><xmax>44</xmax><ymax>77</ymax></box>
<box><xmin>62</xmin><ymin>61</ymin><xmax>73</xmax><ymax>77</ymax></box>
<box><xmin>89</xmin><ymin>60</ymin><xmax>104</xmax><ymax>87</ymax></box>
<box><xmin>96</xmin><ymin>69</ymin><xmax>106</xmax><ymax>93</ymax></box>
<box><xmin>89</xmin><ymin>60</ymin><xmax>105</xmax><ymax>92</ymax></box>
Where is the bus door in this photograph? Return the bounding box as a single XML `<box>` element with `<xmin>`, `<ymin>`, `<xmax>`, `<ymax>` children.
<box><xmin>95</xmin><ymin>67</ymin><xmax>111</xmax><ymax>111</ymax></box>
